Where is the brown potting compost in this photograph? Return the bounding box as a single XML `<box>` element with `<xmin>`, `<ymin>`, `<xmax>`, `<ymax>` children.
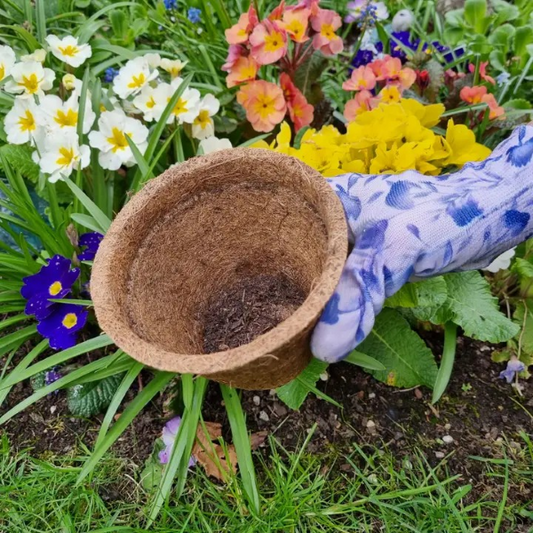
<box><xmin>202</xmin><ymin>274</ymin><xmax>306</xmax><ymax>353</ymax></box>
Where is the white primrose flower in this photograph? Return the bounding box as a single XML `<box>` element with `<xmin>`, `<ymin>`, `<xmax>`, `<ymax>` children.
<box><xmin>4</xmin><ymin>61</ymin><xmax>55</xmax><ymax>98</ymax></box>
<box><xmin>144</xmin><ymin>53</ymin><xmax>162</xmax><ymax>68</ymax></box>
<box><xmin>36</xmin><ymin>130</ymin><xmax>90</xmax><ymax>182</ymax></box>
<box><xmin>152</xmin><ymin>78</ymin><xmax>200</xmax><ymax>125</ymax></box>
<box><xmin>21</xmin><ymin>48</ymin><xmax>47</xmax><ymax>63</ymax></box>
<box><xmin>45</xmin><ymin>35</ymin><xmax>92</xmax><ymax>68</ymax></box>
<box><xmin>37</xmin><ymin>93</ymin><xmax>95</xmax><ymax>134</ymax></box>
<box><xmin>4</xmin><ymin>97</ymin><xmax>40</xmax><ymax>144</ymax></box>
<box><xmin>113</xmin><ymin>56</ymin><xmax>158</xmax><ymax>99</ymax></box>
<box><xmin>62</xmin><ymin>73</ymin><xmax>81</xmax><ymax>91</ymax></box>
<box><xmin>88</xmin><ymin>108</ymin><xmax>149</xmax><ymax>170</ymax></box>
<box><xmin>160</xmin><ymin>58</ymin><xmax>187</xmax><ymax>79</ymax></box>
<box><xmin>192</xmin><ymin>94</ymin><xmax>220</xmax><ymax>140</ymax></box>
<box><xmin>132</xmin><ymin>85</ymin><xmax>159</xmax><ymax>122</ymax></box>
<box><xmin>199</xmin><ymin>136</ymin><xmax>232</xmax><ymax>154</ymax></box>
<box><xmin>484</xmin><ymin>248</ymin><xmax>516</xmax><ymax>273</ymax></box>
<box><xmin>0</xmin><ymin>45</ymin><xmax>16</xmax><ymax>82</ymax></box>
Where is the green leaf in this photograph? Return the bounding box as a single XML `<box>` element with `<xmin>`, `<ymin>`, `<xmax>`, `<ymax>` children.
<box><xmin>70</xmin><ymin>213</ymin><xmax>105</xmax><ymax>233</ymax></box>
<box><xmin>67</xmin><ymin>374</ymin><xmax>123</xmax><ymax>417</ymax></box>
<box><xmin>432</xmin><ymin>322</ymin><xmax>458</xmax><ymax>404</ymax></box>
<box><xmin>0</xmin><ymin>144</ymin><xmax>40</xmax><ymax>182</ymax></box>
<box><xmin>385</xmin><ymin>284</ymin><xmax>418</xmax><ymax>308</ymax></box>
<box><xmin>504</xmin><ymin>99</ymin><xmax>533</xmax><ymax>111</ymax></box>
<box><xmin>512</xmin><ymin>257</ymin><xmax>533</xmax><ymax>279</ymax></box>
<box><xmin>412</xmin><ymin>277</ymin><xmax>449</xmax><ymax>321</ymax></box>
<box><xmin>512</xmin><ymin>300</ymin><xmax>533</xmax><ymax>356</ymax></box>
<box><xmin>276</xmin><ymin>358</ymin><xmax>328</xmax><ymax>410</ymax></box>
<box><xmin>464</xmin><ymin>0</ymin><xmax>487</xmax><ymax>30</ymax></box>
<box><xmin>356</xmin><ymin>309</ymin><xmax>437</xmax><ymax>388</ymax></box>
<box><xmin>488</xmin><ymin>24</ymin><xmax>515</xmax><ymax>52</ymax></box>
<box><xmin>515</xmin><ymin>25</ymin><xmax>533</xmax><ymax>59</ymax></box>
<box><xmin>64</xmin><ymin>179</ymin><xmax>111</xmax><ymax>233</ymax></box>
<box><xmin>439</xmin><ymin>272</ymin><xmax>519</xmax><ymax>342</ymax></box>
<box><xmin>110</xmin><ymin>10</ymin><xmax>128</xmax><ymax>39</ymax></box>
<box><xmin>344</xmin><ymin>350</ymin><xmax>386</xmax><ymax>371</ymax></box>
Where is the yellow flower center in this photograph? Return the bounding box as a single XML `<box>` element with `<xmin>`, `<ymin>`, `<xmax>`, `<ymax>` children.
<box><xmin>17</xmin><ymin>109</ymin><xmax>36</xmax><ymax>132</ymax></box>
<box><xmin>58</xmin><ymin>44</ymin><xmax>79</xmax><ymax>57</ymax></box>
<box><xmin>127</xmin><ymin>72</ymin><xmax>146</xmax><ymax>89</ymax></box>
<box><xmin>62</xmin><ymin>313</ymin><xmax>78</xmax><ymax>329</ymax></box>
<box><xmin>146</xmin><ymin>96</ymin><xmax>156</xmax><ymax>109</ymax></box>
<box><xmin>264</xmin><ymin>31</ymin><xmax>284</xmax><ymax>52</ymax></box>
<box><xmin>54</xmin><ymin>108</ymin><xmax>78</xmax><ymax>128</ymax></box>
<box><xmin>18</xmin><ymin>73</ymin><xmax>41</xmax><ymax>94</ymax></box>
<box><xmin>49</xmin><ymin>281</ymin><xmax>63</xmax><ymax>296</ymax></box>
<box><xmin>237</xmin><ymin>28</ymin><xmax>248</xmax><ymax>38</ymax></box>
<box><xmin>0</xmin><ymin>64</ymin><xmax>5</xmax><ymax>81</ymax></box>
<box><xmin>359</xmin><ymin>79</ymin><xmax>367</xmax><ymax>88</ymax></box>
<box><xmin>286</xmin><ymin>20</ymin><xmax>304</xmax><ymax>38</ymax></box>
<box><xmin>194</xmin><ymin>109</ymin><xmax>211</xmax><ymax>129</ymax></box>
<box><xmin>252</xmin><ymin>94</ymin><xmax>277</xmax><ymax>119</ymax></box>
<box><xmin>56</xmin><ymin>146</ymin><xmax>77</xmax><ymax>167</ymax></box>
<box><xmin>320</xmin><ymin>24</ymin><xmax>335</xmax><ymax>40</ymax></box>
<box><xmin>169</xmin><ymin>67</ymin><xmax>182</xmax><ymax>78</ymax></box>
<box><xmin>171</xmin><ymin>97</ymin><xmax>188</xmax><ymax>116</ymax></box>
<box><xmin>107</xmin><ymin>127</ymin><xmax>130</xmax><ymax>152</ymax></box>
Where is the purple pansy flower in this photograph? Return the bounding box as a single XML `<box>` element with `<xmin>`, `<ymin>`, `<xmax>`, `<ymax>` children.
<box><xmin>37</xmin><ymin>303</ymin><xmax>88</xmax><ymax>350</ymax></box>
<box><xmin>21</xmin><ymin>255</ymin><xmax>80</xmax><ymax>320</ymax></box>
<box><xmin>78</xmin><ymin>232</ymin><xmax>104</xmax><ymax>261</ymax></box>
<box><xmin>45</xmin><ymin>368</ymin><xmax>62</xmax><ymax>386</ymax></box>
<box><xmin>158</xmin><ymin>416</ymin><xmax>196</xmax><ymax>467</ymax></box>
<box><xmin>499</xmin><ymin>357</ymin><xmax>526</xmax><ymax>383</ymax></box>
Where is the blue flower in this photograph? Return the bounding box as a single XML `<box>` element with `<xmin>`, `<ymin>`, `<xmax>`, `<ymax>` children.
<box><xmin>78</xmin><ymin>232</ymin><xmax>104</xmax><ymax>261</ymax></box>
<box><xmin>499</xmin><ymin>357</ymin><xmax>526</xmax><ymax>383</ymax></box>
<box><xmin>495</xmin><ymin>71</ymin><xmax>511</xmax><ymax>86</ymax></box>
<box><xmin>164</xmin><ymin>0</ymin><xmax>177</xmax><ymax>9</ymax></box>
<box><xmin>37</xmin><ymin>303</ymin><xmax>88</xmax><ymax>350</ymax></box>
<box><xmin>187</xmin><ymin>7</ymin><xmax>201</xmax><ymax>23</ymax></box>
<box><xmin>21</xmin><ymin>255</ymin><xmax>80</xmax><ymax>320</ymax></box>
<box><xmin>103</xmin><ymin>67</ymin><xmax>119</xmax><ymax>83</ymax></box>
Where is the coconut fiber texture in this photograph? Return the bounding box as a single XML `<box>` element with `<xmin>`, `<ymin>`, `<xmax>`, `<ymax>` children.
<box><xmin>91</xmin><ymin>148</ymin><xmax>347</xmax><ymax>390</ymax></box>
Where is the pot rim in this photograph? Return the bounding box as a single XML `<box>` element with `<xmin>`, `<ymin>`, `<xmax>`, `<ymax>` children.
<box><xmin>91</xmin><ymin>147</ymin><xmax>348</xmax><ymax>376</ymax></box>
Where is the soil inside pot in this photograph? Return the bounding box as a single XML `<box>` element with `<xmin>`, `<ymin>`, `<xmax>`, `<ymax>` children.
<box><xmin>202</xmin><ymin>274</ymin><xmax>306</xmax><ymax>353</ymax></box>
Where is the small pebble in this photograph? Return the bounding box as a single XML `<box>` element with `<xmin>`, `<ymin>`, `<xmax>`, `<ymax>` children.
<box><xmin>367</xmin><ymin>474</ymin><xmax>379</xmax><ymax>484</ymax></box>
<box><xmin>444</xmin><ymin>423</ymin><xmax>451</xmax><ymax>430</ymax></box>
<box><xmin>435</xmin><ymin>451</ymin><xmax>445</xmax><ymax>459</ymax></box>
<box><xmin>50</xmin><ymin>405</ymin><xmax>57</xmax><ymax>415</ymax></box>
<box><xmin>253</xmin><ymin>395</ymin><xmax>260</xmax><ymax>406</ymax></box>
<box><xmin>368</xmin><ymin>392</ymin><xmax>376</xmax><ymax>400</ymax></box>
<box><xmin>442</xmin><ymin>435</ymin><xmax>454</xmax><ymax>444</ymax></box>
<box><xmin>259</xmin><ymin>410</ymin><xmax>269</xmax><ymax>422</ymax></box>
<box><xmin>366</xmin><ymin>420</ymin><xmax>376</xmax><ymax>429</ymax></box>
<box><xmin>319</xmin><ymin>372</ymin><xmax>329</xmax><ymax>381</ymax></box>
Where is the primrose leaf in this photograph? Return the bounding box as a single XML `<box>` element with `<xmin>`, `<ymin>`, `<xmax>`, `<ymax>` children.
<box><xmin>356</xmin><ymin>309</ymin><xmax>438</xmax><ymax>389</ymax></box>
<box><xmin>67</xmin><ymin>374</ymin><xmax>122</xmax><ymax>417</ymax></box>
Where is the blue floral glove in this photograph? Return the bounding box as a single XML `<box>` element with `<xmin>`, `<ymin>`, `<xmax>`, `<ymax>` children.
<box><xmin>311</xmin><ymin>124</ymin><xmax>533</xmax><ymax>363</ymax></box>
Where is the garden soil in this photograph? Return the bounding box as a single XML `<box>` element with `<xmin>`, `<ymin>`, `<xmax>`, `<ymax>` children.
<box><xmin>2</xmin><ymin>333</ymin><xmax>532</xmax><ymax>515</ymax></box>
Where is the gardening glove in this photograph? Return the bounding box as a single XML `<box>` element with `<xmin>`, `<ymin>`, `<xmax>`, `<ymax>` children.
<box><xmin>311</xmin><ymin>124</ymin><xmax>533</xmax><ymax>363</ymax></box>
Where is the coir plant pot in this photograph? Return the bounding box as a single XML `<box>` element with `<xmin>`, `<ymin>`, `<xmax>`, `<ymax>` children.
<box><xmin>91</xmin><ymin>148</ymin><xmax>347</xmax><ymax>390</ymax></box>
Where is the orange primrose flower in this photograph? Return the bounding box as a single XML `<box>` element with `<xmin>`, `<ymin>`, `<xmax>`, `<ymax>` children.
<box><xmin>343</xmin><ymin>65</ymin><xmax>376</xmax><ymax>91</ymax></box>
<box><xmin>280</xmin><ymin>7</ymin><xmax>310</xmax><ymax>43</ymax></box>
<box><xmin>369</xmin><ymin>57</ymin><xmax>389</xmax><ymax>81</ymax></box>
<box><xmin>468</xmin><ymin>61</ymin><xmax>495</xmax><ymax>85</ymax></box>
<box><xmin>311</xmin><ymin>8</ymin><xmax>343</xmax><ymax>56</ymax></box>
<box><xmin>280</xmin><ymin>73</ymin><xmax>313</xmax><ymax>131</ymax></box>
<box><xmin>222</xmin><ymin>45</ymin><xmax>244</xmax><ymax>72</ymax></box>
<box><xmin>481</xmin><ymin>93</ymin><xmax>505</xmax><ymax>120</ymax></box>
<box><xmin>460</xmin><ymin>85</ymin><xmax>488</xmax><ymax>104</ymax></box>
<box><xmin>249</xmin><ymin>20</ymin><xmax>288</xmax><ymax>65</ymax></box>
<box><xmin>226</xmin><ymin>56</ymin><xmax>258</xmax><ymax>88</ymax></box>
<box><xmin>225</xmin><ymin>5</ymin><xmax>258</xmax><ymax>45</ymax></box>
<box><xmin>237</xmin><ymin>80</ymin><xmax>287</xmax><ymax>132</ymax></box>
<box><xmin>343</xmin><ymin>89</ymin><xmax>373</xmax><ymax>121</ymax></box>
<box><xmin>269</xmin><ymin>0</ymin><xmax>286</xmax><ymax>21</ymax></box>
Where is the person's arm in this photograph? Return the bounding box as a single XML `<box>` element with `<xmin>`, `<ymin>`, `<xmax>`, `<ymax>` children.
<box><xmin>311</xmin><ymin>124</ymin><xmax>533</xmax><ymax>362</ymax></box>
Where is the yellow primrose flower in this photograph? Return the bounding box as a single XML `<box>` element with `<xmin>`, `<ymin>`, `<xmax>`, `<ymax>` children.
<box><xmin>379</xmin><ymin>85</ymin><xmax>401</xmax><ymax>104</ymax></box>
<box><xmin>444</xmin><ymin>119</ymin><xmax>491</xmax><ymax>166</ymax></box>
<box><xmin>400</xmin><ymin>99</ymin><xmax>445</xmax><ymax>128</ymax></box>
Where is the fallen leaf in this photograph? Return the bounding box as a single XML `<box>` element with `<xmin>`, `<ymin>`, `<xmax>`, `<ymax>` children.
<box><xmin>192</xmin><ymin>421</ymin><xmax>237</xmax><ymax>481</ymax></box>
<box><xmin>250</xmin><ymin>431</ymin><xmax>268</xmax><ymax>450</ymax></box>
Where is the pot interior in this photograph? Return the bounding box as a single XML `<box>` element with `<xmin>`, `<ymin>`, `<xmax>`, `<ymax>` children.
<box><xmin>124</xmin><ymin>178</ymin><xmax>330</xmax><ymax>356</ymax></box>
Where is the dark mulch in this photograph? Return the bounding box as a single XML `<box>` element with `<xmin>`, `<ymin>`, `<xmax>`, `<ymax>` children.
<box><xmin>202</xmin><ymin>274</ymin><xmax>305</xmax><ymax>353</ymax></box>
<box><xmin>1</xmin><ymin>333</ymin><xmax>533</xmax><ymax>511</ymax></box>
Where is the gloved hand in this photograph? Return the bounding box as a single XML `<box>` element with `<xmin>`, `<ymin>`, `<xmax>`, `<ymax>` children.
<box><xmin>311</xmin><ymin>124</ymin><xmax>533</xmax><ymax>363</ymax></box>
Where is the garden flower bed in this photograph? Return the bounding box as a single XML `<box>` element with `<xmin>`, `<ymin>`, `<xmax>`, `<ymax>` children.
<box><xmin>0</xmin><ymin>0</ymin><xmax>532</xmax><ymax>530</ymax></box>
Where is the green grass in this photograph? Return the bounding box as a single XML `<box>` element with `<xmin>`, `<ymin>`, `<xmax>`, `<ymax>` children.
<box><xmin>0</xmin><ymin>431</ymin><xmax>531</xmax><ymax>532</ymax></box>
